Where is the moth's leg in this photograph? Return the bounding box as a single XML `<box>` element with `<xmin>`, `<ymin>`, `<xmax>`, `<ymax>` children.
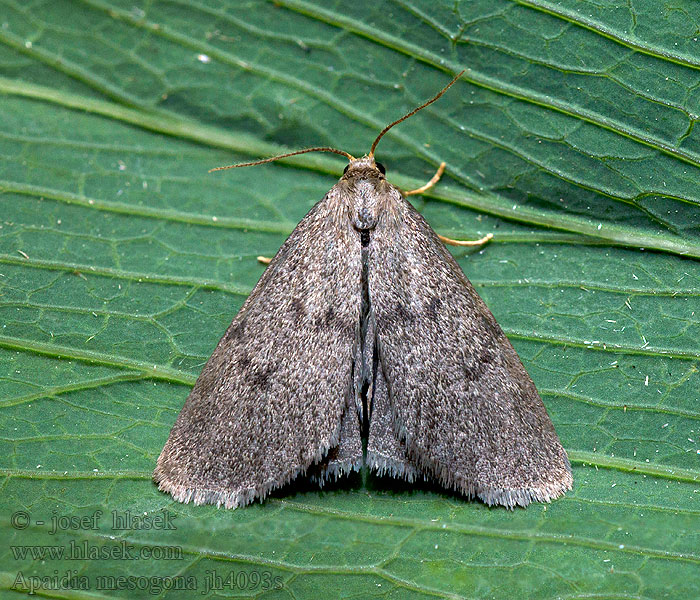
<box><xmin>403</xmin><ymin>163</ymin><xmax>492</xmax><ymax>246</ymax></box>
<box><xmin>257</xmin><ymin>256</ymin><xmax>272</xmax><ymax>264</ymax></box>
<box><xmin>439</xmin><ymin>232</ymin><xmax>493</xmax><ymax>247</ymax></box>
<box><xmin>404</xmin><ymin>162</ymin><xmax>446</xmax><ymax>196</ymax></box>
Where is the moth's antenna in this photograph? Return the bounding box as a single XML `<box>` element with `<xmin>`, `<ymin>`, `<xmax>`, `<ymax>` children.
<box><xmin>209</xmin><ymin>147</ymin><xmax>355</xmax><ymax>172</ymax></box>
<box><xmin>369</xmin><ymin>70</ymin><xmax>465</xmax><ymax>158</ymax></box>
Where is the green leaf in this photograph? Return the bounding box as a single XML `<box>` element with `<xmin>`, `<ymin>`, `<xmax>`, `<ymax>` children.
<box><xmin>1</xmin><ymin>1</ymin><xmax>698</xmax><ymax>598</ymax></box>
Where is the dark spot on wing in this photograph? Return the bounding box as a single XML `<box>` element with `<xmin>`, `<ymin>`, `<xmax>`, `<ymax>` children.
<box><xmin>290</xmin><ymin>297</ymin><xmax>305</xmax><ymax>321</ymax></box>
<box><xmin>313</xmin><ymin>305</ymin><xmax>355</xmax><ymax>339</ymax></box>
<box><xmin>394</xmin><ymin>302</ymin><xmax>414</xmax><ymax>325</ymax></box>
<box><xmin>375</xmin><ymin>301</ymin><xmax>414</xmax><ymax>329</ymax></box>
<box><xmin>236</xmin><ymin>350</ymin><xmax>251</xmax><ymax>372</ymax></box>
<box><xmin>247</xmin><ymin>363</ymin><xmax>276</xmax><ymax>391</ymax></box>
<box><xmin>313</xmin><ymin>306</ymin><xmax>333</xmax><ymax>331</ymax></box>
<box><xmin>463</xmin><ymin>347</ymin><xmax>496</xmax><ymax>382</ymax></box>
<box><xmin>463</xmin><ymin>360</ymin><xmax>484</xmax><ymax>382</ymax></box>
<box><xmin>480</xmin><ymin>347</ymin><xmax>495</xmax><ymax>367</ymax></box>
<box><xmin>425</xmin><ymin>296</ymin><xmax>442</xmax><ymax>321</ymax></box>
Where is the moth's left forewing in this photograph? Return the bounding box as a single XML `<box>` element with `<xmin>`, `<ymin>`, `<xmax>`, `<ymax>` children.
<box><xmin>368</xmin><ymin>192</ymin><xmax>572</xmax><ymax>508</ymax></box>
<box><xmin>154</xmin><ymin>187</ymin><xmax>363</xmax><ymax>508</ymax></box>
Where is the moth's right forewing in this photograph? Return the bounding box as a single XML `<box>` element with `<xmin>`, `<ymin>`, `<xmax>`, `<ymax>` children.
<box><xmin>154</xmin><ymin>189</ymin><xmax>363</xmax><ymax>508</ymax></box>
<box><xmin>368</xmin><ymin>195</ymin><xmax>572</xmax><ymax>508</ymax></box>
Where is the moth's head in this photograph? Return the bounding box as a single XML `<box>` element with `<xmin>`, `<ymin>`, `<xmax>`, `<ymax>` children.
<box><xmin>341</xmin><ymin>155</ymin><xmax>386</xmax><ymax>182</ymax></box>
<box><xmin>336</xmin><ymin>155</ymin><xmax>390</xmax><ymax>231</ymax></box>
<box><xmin>337</xmin><ymin>155</ymin><xmax>393</xmax><ymax>230</ymax></box>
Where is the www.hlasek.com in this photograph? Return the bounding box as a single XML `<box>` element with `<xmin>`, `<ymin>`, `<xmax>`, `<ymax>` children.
<box><xmin>11</xmin><ymin>539</ymin><xmax>181</xmax><ymax>561</ymax></box>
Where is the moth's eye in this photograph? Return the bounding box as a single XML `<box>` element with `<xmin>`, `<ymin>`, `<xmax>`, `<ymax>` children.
<box><xmin>343</xmin><ymin>164</ymin><xmax>349</xmax><ymax>174</ymax></box>
<box><xmin>376</xmin><ymin>162</ymin><xmax>386</xmax><ymax>175</ymax></box>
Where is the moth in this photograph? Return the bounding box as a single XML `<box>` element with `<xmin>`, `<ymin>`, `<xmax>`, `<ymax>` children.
<box><xmin>154</xmin><ymin>72</ymin><xmax>572</xmax><ymax>509</ymax></box>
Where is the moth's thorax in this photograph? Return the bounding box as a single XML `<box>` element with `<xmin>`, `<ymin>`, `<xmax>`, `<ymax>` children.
<box><xmin>341</xmin><ymin>156</ymin><xmax>394</xmax><ymax>230</ymax></box>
